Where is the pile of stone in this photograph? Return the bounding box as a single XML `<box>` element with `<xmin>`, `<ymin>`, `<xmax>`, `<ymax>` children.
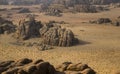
<box><xmin>15</xmin><ymin>16</ymin><xmax>43</xmax><ymax>40</ymax></box>
<box><xmin>0</xmin><ymin>17</ymin><xmax>16</xmax><ymax>34</ymax></box>
<box><xmin>40</xmin><ymin>23</ymin><xmax>78</xmax><ymax>47</ymax></box>
<box><xmin>0</xmin><ymin>58</ymin><xmax>96</xmax><ymax>74</ymax></box>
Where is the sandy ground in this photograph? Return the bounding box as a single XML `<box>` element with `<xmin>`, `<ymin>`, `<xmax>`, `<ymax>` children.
<box><xmin>0</xmin><ymin>5</ymin><xmax>120</xmax><ymax>74</ymax></box>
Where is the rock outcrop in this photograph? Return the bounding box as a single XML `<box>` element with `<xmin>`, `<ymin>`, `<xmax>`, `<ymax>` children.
<box><xmin>0</xmin><ymin>58</ymin><xmax>96</xmax><ymax>74</ymax></box>
<box><xmin>89</xmin><ymin>0</ymin><xmax>120</xmax><ymax>5</ymax></box>
<box><xmin>0</xmin><ymin>58</ymin><xmax>56</xmax><ymax>74</ymax></box>
<box><xmin>40</xmin><ymin>23</ymin><xmax>79</xmax><ymax>47</ymax></box>
<box><xmin>15</xmin><ymin>18</ymin><xmax>79</xmax><ymax>47</ymax></box>
<box><xmin>15</xmin><ymin>16</ymin><xmax>42</xmax><ymax>40</ymax></box>
<box><xmin>56</xmin><ymin>62</ymin><xmax>96</xmax><ymax>74</ymax></box>
<box><xmin>0</xmin><ymin>17</ymin><xmax>16</xmax><ymax>34</ymax></box>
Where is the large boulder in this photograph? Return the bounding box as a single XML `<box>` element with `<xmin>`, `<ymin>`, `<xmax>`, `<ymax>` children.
<box><xmin>0</xmin><ymin>17</ymin><xmax>16</xmax><ymax>34</ymax></box>
<box><xmin>40</xmin><ymin>23</ymin><xmax>79</xmax><ymax>47</ymax></box>
<box><xmin>15</xmin><ymin>16</ymin><xmax>43</xmax><ymax>40</ymax></box>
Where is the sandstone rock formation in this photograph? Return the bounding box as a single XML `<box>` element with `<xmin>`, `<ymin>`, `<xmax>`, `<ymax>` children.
<box><xmin>0</xmin><ymin>58</ymin><xmax>56</xmax><ymax>74</ymax></box>
<box><xmin>40</xmin><ymin>23</ymin><xmax>79</xmax><ymax>47</ymax></box>
<box><xmin>15</xmin><ymin>16</ymin><xmax>42</xmax><ymax>40</ymax></box>
<box><xmin>0</xmin><ymin>58</ymin><xmax>96</xmax><ymax>74</ymax></box>
<box><xmin>15</xmin><ymin>17</ymin><xmax>78</xmax><ymax>47</ymax></box>
<box><xmin>0</xmin><ymin>17</ymin><xmax>16</xmax><ymax>34</ymax></box>
<box><xmin>56</xmin><ymin>62</ymin><xmax>96</xmax><ymax>74</ymax></box>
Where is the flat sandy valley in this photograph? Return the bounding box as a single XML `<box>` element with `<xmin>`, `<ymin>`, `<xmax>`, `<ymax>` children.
<box><xmin>0</xmin><ymin>5</ymin><xmax>120</xmax><ymax>74</ymax></box>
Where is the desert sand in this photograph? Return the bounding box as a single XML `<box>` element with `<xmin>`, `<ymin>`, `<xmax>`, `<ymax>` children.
<box><xmin>0</xmin><ymin>5</ymin><xmax>120</xmax><ymax>74</ymax></box>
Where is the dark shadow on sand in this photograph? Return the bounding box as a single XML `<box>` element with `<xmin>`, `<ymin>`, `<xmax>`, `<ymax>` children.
<box><xmin>73</xmin><ymin>39</ymin><xmax>91</xmax><ymax>46</ymax></box>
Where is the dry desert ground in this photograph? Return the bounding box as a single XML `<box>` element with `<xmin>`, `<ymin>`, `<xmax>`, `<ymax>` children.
<box><xmin>0</xmin><ymin>5</ymin><xmax>120</xmax><ymax>74</ymax></box>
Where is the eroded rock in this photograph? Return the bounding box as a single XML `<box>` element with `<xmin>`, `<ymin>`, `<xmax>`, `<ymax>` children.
<box><xmin>0</xmin><ymin>17</ymin><xmax>16</xmax><ymax>34</ymax></box>
<box><xmin>0</xmin><ymin>58</ymin><xmax>96</xmax><ymax>74</ymax></box>
<box><xmin>40</xmin><ymin>23</ymin><xmax>79</xmax><ymax>47</ymax></box>
<box><xmin>15</xmin><ymin>16</ymin><xmax>42</xmax><ymax>40</ymax></box>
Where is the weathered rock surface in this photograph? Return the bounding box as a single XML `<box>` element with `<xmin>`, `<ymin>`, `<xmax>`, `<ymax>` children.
<box><xmin>15</xmin><ymin>17</ymin><xmax>42</xmax><ymax>40</ymax></box>
<box><xmin>74</xmin><ymin>4</ymin><xmax>97</xmax><ymax>13</ymax></box>
<box><xmin>0</xmin><ymin>17</ymin><xmax>16</xmax><ymax>34</ymax></box>
<box><xmin>40</xmin><ymin>22</ymin><xmax>79</xmax><ymax>47</ymax></box>
<box><xmin>0</xmin><ymin>58</ymin><xmax>56</xmax><ymax>74</ymax></box>
<box><xmin>15</xmin><ymin>18</ymin><xmax>78</xmax><ymax>47</ymax></box>
<box><xmin>56</xmin><ymin>62</ymin><xmax>96</xmax><ymax>74</ymax></box>
<box><xmin>0</xmin><ymin>58</ymin><xmax>96</xmax><ymax>74</ymax></box>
